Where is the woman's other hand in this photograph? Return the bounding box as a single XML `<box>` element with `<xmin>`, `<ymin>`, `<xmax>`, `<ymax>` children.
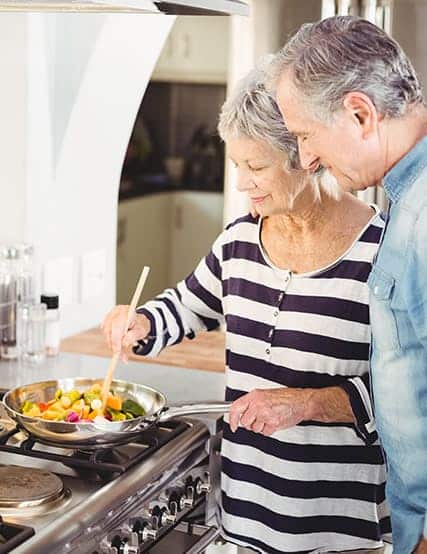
<box><xmin>101</xmin><ymin>305</ymin><xmax>151</xmax><ymax>362</ymax></box>
<box><xmin>414</xmin><ymin>537</ymin><xmax>427</xmax><ymax>554</ymax></box>
<box><xmin>229</xmin><ymin>388</ymin><xmax>313</xmax><ymax>436</ymax></box>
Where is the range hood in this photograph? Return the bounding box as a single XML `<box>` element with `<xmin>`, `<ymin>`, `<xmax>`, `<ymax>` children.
<box><xmin>0</xmin><ymin>0</ymin><xmax>248</xmax><ymax>14</ymax></box>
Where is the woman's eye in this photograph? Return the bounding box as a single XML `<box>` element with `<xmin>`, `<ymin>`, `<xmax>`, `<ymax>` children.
<box><xmin>249</xmin><ymin>166</ymin><xmax>265</xmax><ymax>172</ymax></box>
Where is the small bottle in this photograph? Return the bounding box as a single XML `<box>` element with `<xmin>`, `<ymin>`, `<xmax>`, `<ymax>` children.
<box><xmin>0</xmin><ymin>246</ymin><xmax>19</xmax><ymax>359</ymax></box>
<box><xmin>41</xmin><ymin>293</ymin><xmax>60</xmax><ymax>357</ymax></box>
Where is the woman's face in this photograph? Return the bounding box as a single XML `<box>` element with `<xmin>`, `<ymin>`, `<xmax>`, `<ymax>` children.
<box><xmin>227</xmin><ymin>135</ymin><xmax>306</xmax><ymax>217</ymax></box>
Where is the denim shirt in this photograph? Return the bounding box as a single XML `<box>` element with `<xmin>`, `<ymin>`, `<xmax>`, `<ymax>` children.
<box><xmin>368</xmin><ymin>135</ymin><xmax>427</xmax><ymax>552</ymax></box>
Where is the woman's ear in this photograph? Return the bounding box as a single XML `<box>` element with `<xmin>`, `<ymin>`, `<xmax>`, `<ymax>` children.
<box><xmin>342</xmin><ymin>92</ymin><xmax>379</xmax><ymax>139</ymax></box>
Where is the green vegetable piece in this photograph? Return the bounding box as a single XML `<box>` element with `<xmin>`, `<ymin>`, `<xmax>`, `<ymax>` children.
<box><xmin>122</xmin><ymin>399</ymin><xmax>145</xmax><ymax>417</ymax></box>
<box><xmin>83</xmin><ymin>391</ymin><xmax>100</xmax><ymax>405</ymax></box>
<box><xmin>21</xmin><ymin>400</ymin><xmax>35</xmax><ymax>413</ymax></box>
<box><xmin>106</xmin><ymin>408</ymin><xmax>127</xmax><ymax>422</ymax></box>
<box><xmin>64</xmin><ymin>390</ymin><xmax>81</xmax><ymax>404</ymax></box>
<box><xmin>125</xmin><ymin>412</ymin><xmax>134</xmax><ymax>420</ymax></box>
<box><xmin>55</xmin><ymin>389</ymin><xmax>62</xmax><ymax>400</ymax></box>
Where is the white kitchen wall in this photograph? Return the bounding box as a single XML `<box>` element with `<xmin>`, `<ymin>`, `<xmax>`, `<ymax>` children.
<box><xmin>0</xmin><ymin>12</ymin><xmax>175</xmax><ymax>337</ymax></box>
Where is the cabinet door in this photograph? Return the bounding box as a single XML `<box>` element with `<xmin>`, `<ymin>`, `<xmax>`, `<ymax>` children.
<box><xmin>152</xmin><ymin>16</ymin><xmax>230</xmax><ymax>84</ymax></box>
<box><xmin>116</xmin><ymin>195</ymin><xmax>172</xmax><ymax>304</ymax></box>
<box><xmin>169</xmin><ymin>191</ymin><xmax>224</xmax><ymax>284</ymax></box>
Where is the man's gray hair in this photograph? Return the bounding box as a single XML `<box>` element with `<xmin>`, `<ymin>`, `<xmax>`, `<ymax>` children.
<box><xmin>267</xmin><ymin>15</ymin><xmax>424</xmax><ymax>121</ymax></box>
<box><xmin>218</xmin><ymin>57</ymin><xmax>299</xmax><ymax>170</ymax></box>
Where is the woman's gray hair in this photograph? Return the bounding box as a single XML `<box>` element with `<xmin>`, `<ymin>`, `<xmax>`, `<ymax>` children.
<box><xmin>218</xmin><ymin>58</ymin><xmax>341</xmax><ymax>200</ymax></box>
<box><xmin>267</xmin><ymin>15</ymin><xmax>424</xmax><ymax>122</ymax></box>
<box><xmin>218</xmin><ymin>56</ymin><xmax>300</xmax><ymax>170</ymax></box>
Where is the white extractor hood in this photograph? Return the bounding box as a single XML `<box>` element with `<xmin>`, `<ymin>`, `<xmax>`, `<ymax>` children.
<box><xmin>0</xmin><ymin>0</ymin><xmax>248</xmax><ymax>14</ymax></box>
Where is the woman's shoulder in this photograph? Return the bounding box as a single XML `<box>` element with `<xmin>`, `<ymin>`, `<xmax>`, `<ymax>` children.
<box><xmin>221</xmin><ymin>213</ymin><xmax>260</xmax><ymax>243</ymax></box>
<box><xmin>225</xmin><ymin>212</ymin><xmax>259</xmax><ymax>231</ymax></box>
<box><xmin>357</xmin><ymin>207</ymin><xmax>386</xmax><ymax>245</ymax></box>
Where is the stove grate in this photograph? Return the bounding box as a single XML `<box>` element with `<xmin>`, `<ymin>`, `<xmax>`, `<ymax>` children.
<box><xmin>0</xmin><ymin>421</ymin><xmax>189</xmax><ymax>479</ymax></box>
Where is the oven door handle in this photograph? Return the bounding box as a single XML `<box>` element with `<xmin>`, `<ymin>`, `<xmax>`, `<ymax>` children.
<box><xmin>183</xmin><ymin>524</ymin><xmax>221</xmax><ymax>554</ymax></box>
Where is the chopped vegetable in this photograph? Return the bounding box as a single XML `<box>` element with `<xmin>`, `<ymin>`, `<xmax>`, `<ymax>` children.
<box><xmin>106</xmin><ymin>408</ymin><xmax>127</xmax><ymax>422</ymax></box>
<box><xmin>122</xmin><ymin>399</ymin><xmax>146</xmax><ymax>417</ymax></box>
<box><xmin>60</xmin><ymin>396</ymin><xmax>72</xmax><ymax>408</ymax></box>
<box><xmin>90</xmin><ymin>398</ymin><xmax>102</xmax><ymax>411</ymax></box>
<box><xmin>106</xmin><ymin>394</ymin><xmax>122</xmax><ymax>411</ymax></box>
<box><xmin>20</xmin><ymin>386</ymin><xmax>146</xmax><ymax>424</ymax></box>
<box><xmin>22</xmin><ymin>400</ymin><xmax>35</xmax><ymax>412</ymax></box>
<box><xmin>65</xmin><ymin>411</ymin><xmax>80</xmax><ymax>423</ymax></box>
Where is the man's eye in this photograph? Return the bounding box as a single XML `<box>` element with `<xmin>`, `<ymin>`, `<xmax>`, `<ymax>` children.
<box><xmin>249</xmin><ymin>166</ymin><xmax>265</xmax><ymax>172</ymax></box>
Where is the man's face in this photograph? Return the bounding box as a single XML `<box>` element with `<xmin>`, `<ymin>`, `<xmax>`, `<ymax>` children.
<box><xmin>276</xmin><ymin>72</ymin><xmax>384</xmax><ymax>192</ymax></box>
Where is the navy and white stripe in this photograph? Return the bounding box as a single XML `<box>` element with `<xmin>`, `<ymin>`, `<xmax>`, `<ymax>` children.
<box><xmin>136</xmin><ymin>212</ymin><xmax>391</xmax><ymax>553</ymax></box>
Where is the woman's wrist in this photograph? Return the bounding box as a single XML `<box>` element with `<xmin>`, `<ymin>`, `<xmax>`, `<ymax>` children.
<box><xmin>304</xmin><ymin>387</ymin><xmax>355</xmax><ymax>424</ymax></box>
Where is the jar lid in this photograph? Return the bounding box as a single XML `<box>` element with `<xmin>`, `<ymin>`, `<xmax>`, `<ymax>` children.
<box><xmin>41</xmin><ymin>294</ymin><xmax>59</xmax><ymax>309</ymax></box>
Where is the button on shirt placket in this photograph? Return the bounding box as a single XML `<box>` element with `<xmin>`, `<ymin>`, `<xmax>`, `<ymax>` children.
<box><xmin>266</xmin><ymin>272</ymin><xmax>291</xmax><ymax>359</ymax></box>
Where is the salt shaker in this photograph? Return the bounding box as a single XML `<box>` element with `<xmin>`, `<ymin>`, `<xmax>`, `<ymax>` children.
<box><xmin>41</xmin><ymin>293</ymin><xmax>60</xmax><ymax>356</ymax></box>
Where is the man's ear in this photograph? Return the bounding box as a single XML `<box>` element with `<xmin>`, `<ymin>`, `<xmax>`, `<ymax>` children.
<box><xmin>343</xmin><ymin>92</ymin><xmax>379</xmax><ymax>139</ymax></box>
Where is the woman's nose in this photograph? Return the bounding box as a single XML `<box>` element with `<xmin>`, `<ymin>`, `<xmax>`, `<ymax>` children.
<box><xmin>236</xmin><ymin>169</ymin><xmax>256</xmax><ymax>192</ymax></box>
<box><xmin>298</xmin><ymin>139</ymin><xmax>321</xmax><ymax>173</ymax></box>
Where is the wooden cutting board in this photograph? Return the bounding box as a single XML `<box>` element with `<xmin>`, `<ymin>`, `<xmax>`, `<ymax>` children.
<box><xmin>60</xmin><ymin>328</ymin><xmax>226</xmax><ymax>373</ymax></box>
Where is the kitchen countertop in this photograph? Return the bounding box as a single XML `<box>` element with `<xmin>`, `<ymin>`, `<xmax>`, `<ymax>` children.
<box><xmin>0</xmin><ymin>352</ymin><xmax>226</xmax><ymax>402</ymax></box>
<box><xmin>60</xmin><ymin>328</ymin><xmax>226</xmax><ymax>373</ymax></box>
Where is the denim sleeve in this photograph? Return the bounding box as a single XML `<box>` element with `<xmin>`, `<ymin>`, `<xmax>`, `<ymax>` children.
<box><xmin>406</xmin><ymin>204</ymin><xmax>427</xmax><ymax>532</ymax></box>
<box><xmin>339</xmin><ymin>372</ymin><xmax>378</xmax><ymax>445</ymax></box>
<box><xmin>406</xmin><ymin>205</ymin><xmax>427</xmax><ymax>352</ymax></box>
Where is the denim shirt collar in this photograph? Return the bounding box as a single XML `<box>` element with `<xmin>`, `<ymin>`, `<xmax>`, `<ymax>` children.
<box><xmin>383</xmin><ymin>135</ymin><xmax>427</xmax><ymax>203</ymax></box>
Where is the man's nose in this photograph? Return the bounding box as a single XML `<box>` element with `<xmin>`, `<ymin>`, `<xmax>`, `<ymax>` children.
<box><xmin>298</xmin><ymin>139</ymin><xmax>320</xmax><ymax>173</ymax></box>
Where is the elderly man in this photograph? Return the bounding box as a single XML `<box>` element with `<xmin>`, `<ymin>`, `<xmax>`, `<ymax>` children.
<box><xmin>267</xmin><ymin>15</ymin><xmax>427</xmax><ymax>554</ymax></box>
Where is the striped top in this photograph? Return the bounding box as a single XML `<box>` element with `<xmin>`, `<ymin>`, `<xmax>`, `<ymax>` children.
<box><xmin>136</xmin><ymin>211</ymin><xmax>391</xmax><ymax>554</ymax></box>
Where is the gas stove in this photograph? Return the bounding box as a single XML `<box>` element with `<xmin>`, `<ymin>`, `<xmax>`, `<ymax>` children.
<box><xmin>0</xmin><ymin>401</ymin><xmax>222</xmax><ymax>553</ymax></box>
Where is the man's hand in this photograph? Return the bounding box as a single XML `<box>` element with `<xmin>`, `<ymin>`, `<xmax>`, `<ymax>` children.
<box><xmin>228</xmin><ymin>388</ymin><xmax>313</xmax><ymax>436</ymax></box>
<box><xmin>414</xmin><ymin>537</ymin><xmax>427</xmax><ymax>554</ymax></box>
<box><xmin>101</xmin><ymin>305</ymin><xmax>151</xmax><ymax>362</ymax></box>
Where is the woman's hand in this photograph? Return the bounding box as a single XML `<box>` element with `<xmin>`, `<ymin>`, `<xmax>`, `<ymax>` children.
<box><xmin>414</xmin><ymin>537</ymin><xmax>427</xmax><ymax>554</ymax></box>
<box><xmin>229</xmin><ymin>388</ymin><xmax>313</xmax><ymax>436</ymax></box>
<box><xmin>101</xmin><ymin>305</ymin><xmax>151</xmax><ymax>361</ymax></box>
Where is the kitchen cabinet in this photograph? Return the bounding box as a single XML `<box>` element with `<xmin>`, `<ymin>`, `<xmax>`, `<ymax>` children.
<box><xmin>152</xmin><ymin>16</ymin><xmax>230</xmax><ymax>84</ymax></box>
<box><xmin>169</xmin><ymin>191</ymin><xmax>224</xmax><ymax>283</ymax></box>
<box><xmin>117</xmin><ymin>193</ymin><xmax>172</xmax><ymax>304</ymax></box>
<box><xmin>117</xmin><ymin>191</ymin><xmax>224</xmax><ymax>304</ymax></box>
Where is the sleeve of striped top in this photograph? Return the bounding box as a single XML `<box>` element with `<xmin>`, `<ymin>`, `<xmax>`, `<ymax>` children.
<box><xmin>133</xmin><ymin>233</ymin><xmax>224</xmax><ymax>358</ymax></box>
<box><xmin>339</xmin><ymin>372</ymin><xmax>378</xmax><ymax>445</ymax></box>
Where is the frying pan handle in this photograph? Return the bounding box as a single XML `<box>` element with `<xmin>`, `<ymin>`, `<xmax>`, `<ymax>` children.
<box><xmin>158</xmin><ymin>401</ymin><xmax>231</xmax><ymax>422</ymax></box>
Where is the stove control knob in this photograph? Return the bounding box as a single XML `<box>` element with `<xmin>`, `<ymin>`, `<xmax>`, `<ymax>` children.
<box><xmin>196</xmin><ymin>478</ymin><xmax>211</xmax><ymax>495</ymax></box>
<box><xmin>180</xmin><ymin>485</ymin><xmax>194</xmax><ymax>509</ymax></box>
<box><xmin>142</xmin><ymin>526</ymin><xmax>158</xmax><ymax>542</ymax></box>
<box><xmin>121</xmin><ymin>545</ymin><xmax>138</xmax><ymax>554</ymax></box>
<box><xmin>110</xmin><ymin>534</ymin><xmax>137</xmax><ymax>554</ymax></box>
<box><xmin>167</xmin><ymin>491</ymin><xmax>183</xmax><ymax>513</ymax></box>
<box><xmin>160</xmin><ymin>507</ymin><xmax>176</xmax><ymax>526</ymax></box>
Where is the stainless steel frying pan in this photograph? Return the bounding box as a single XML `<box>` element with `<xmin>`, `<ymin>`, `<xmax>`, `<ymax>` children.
<box><xmin>2</xmin><ymin>378</ymin><xmax>230</xmax><ymax>449</ymax></box>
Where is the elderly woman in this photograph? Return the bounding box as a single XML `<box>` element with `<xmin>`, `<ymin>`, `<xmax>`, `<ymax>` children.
<box><xmin>102</xmin><ymin>64</ymin><xmax>390</xmax><ymax>554</ymax></box>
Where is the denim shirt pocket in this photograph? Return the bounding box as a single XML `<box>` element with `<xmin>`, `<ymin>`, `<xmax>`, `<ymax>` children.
<box><xmin>368</xmin><ymin>265</ymin><xmax>400</xmax><ymax>350</ymax></box>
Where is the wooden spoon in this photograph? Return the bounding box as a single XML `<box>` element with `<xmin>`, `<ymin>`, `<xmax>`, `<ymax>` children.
<box><xmin>101</xmin><ymin>266</ymin><xmax>150</xmax><ymax>413</ymax></box>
